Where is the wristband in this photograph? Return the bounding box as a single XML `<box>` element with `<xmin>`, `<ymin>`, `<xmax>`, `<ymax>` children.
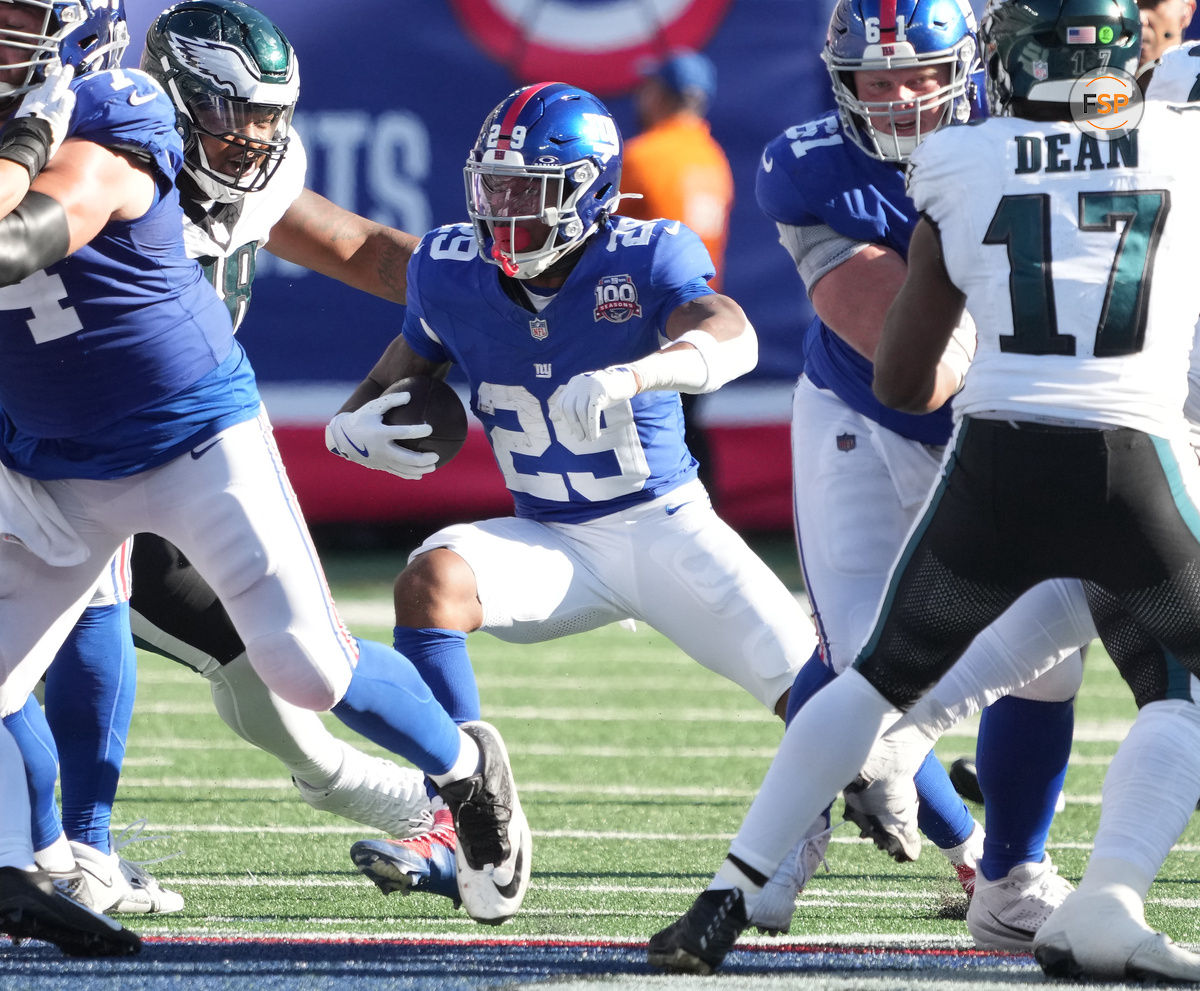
<box><xmin>0</xmin><ymin>116</ymin><xmax>53</xmax><ymax>180</ymax></box>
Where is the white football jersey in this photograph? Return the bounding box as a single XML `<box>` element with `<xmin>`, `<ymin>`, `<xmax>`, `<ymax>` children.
<box><xmin>1146</xmin><ymin>42</ymin><xmax>1200</xmax><ymax>102</ymax></box>
<box><xmin>183</xmin><ymin>129</ymin><xmax>307</xmax><ymax>331</ymax></box>
<box><xmin>908</xmin><ymin>108</ymin><xmax>1200</xmax><ymax>434</ymax></box>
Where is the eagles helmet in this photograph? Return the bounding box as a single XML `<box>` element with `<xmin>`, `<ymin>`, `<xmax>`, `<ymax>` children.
<box><xmin>141</xmin><ymin>0</ymin><xmax>298</xmax><ymax>203</ymax></box>
<box><xmin>0</xmin><ymin>0</ymin><xmax>129</xmax><ymax>104</ymax></box>
<box><xmin>823</xmin><ymin>0</ymin><xmax>982</xmax><ymax>162</ymax></box>
<box><xmin>980</xmin><ymin>0</ymin><xmax>1140</xmax><ymax>115</ymax></box>
<box><xmin>465</xmin><ymin>82</ymin><xmax>623</xmax><ymax>280</ymax></box>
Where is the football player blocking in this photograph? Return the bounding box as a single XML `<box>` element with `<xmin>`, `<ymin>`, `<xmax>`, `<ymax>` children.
<box><xmin>326</xmin><ymin>82</ymin><xmax>819</xmax><ymax>915</ymax></box>
<box><xmin>12</xmin><ymin>0</ymin><xmax>478</xmax><ymax>925</ymax></box>
<box><xmin>0</xmin><ymin>0</ymin><xmax>527</xmax><ymax>953</ymax></box>
<box><xmin>757</xmin><ymin>0</ymin><xmax>1085</xmax><ymax>944</ymax></box>
<box><xmin>650</xmin><ymin>0</ymin><xmax>1200</xmax><ymax>981</ymax></box>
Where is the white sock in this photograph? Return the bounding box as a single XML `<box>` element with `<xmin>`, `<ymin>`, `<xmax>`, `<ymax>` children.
<box><xmin>429</xmin><ymin>729</ymin><xmax>480</xmax><ymax>787</ymax></box>
<box><xmin>1087</xmin><ymin>698</ymin><xmax>1200</xmax><ymax>898</ymax></box>
<box><xmin>34</xmin><ymin>832</ymin><xmax>74</xmax><ymax>873</ymax></box>
<box><xmin>727</xmin><ymin>669</ymin><xmax>898</xmax><ymax>889</ymax></box>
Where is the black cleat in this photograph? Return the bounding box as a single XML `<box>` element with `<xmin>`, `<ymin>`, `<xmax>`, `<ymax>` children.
<box><xmin>0</xmin><ymin>866</ymin><xmax>141</xmax><ymax>957</ymax></box>
<box><xmin>648</xmin><ymin>887</ymin><xmax>748</xmax><ymax>975</ymax></box>
<box><xmin>949</xmin><ymin>757</ymin><xmax>984</xmax><ymax>804</ymax></box>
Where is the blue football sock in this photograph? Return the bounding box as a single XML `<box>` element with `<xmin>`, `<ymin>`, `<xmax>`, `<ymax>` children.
<box><xmin>3</xmin><ymin>694</ymin><xmax>63</xmax><ymax>851</ymax></box>
<box><xmin>784</xmin><ymin>645</ymin><xmax>835</xmax><ymax>725</ymax></box>
<box><xmin>914</xmin><ymin>751</ymin><xmax>977</xmax><ymax>849</ymax></box>
<box><xmin>393</xmin><ymin>626</ymin><xmax>480</xmax><ymax>723</ymax></box>
<box><xmin>976</xmin><ymin>695</ymin><xmax>1074</xmax><ymax>880</ymax></box>
<box><xmin>43</xmin><ymin>602</ymin><xmax>138</xmax><ymax>854</ymax></box>
<box><xmin>332</xmin><ymin>637</ymin><xmax>462</xmax><ymax>776</ymax></box>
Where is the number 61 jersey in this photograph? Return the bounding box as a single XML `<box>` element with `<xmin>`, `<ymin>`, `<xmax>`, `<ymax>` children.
<box><xmin>908</xmin><ymin>106</ymin><xmax>1200</xmax><ymax>435</ymax></box>
<box><xmin>401</xmin><ymin>216</ymin><xmax>715</xmax><ymax>523</ymax></box>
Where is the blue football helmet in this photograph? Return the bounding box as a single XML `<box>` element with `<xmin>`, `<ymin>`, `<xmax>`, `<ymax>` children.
<box><xmin>823</xmin><ymin>0</ymin><xmax>982</xmax><ymax>162</ymax></box>
<box><xmin>0</xmin><ymin>1</ymin><xmax>129</xmax><ymax>103</ymax></box>
<box><xmin>465</xmin><ymin>82</ymin><xmax>623</xmax><ymax>280</ymax></box>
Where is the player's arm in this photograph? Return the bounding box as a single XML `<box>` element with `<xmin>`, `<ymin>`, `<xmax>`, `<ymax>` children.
<box><xmin>557</xmin><ymin>291</ymin><xmax>758</xmax><ymax>442</ymax></box>
<box><xmin>265</xmin><ymin>188</ymin><xmax>419</xmax><ymax>304</ymax></box>
<box><xmin>0</xmin><ymin>137</ymin><xmax>154</xmax><ymax>286</ymax></box>
<box><xmin>873</xmin><ymin>217</ymin><xmax>966</xmax><ymax>413</ymax></box>
<box><xmin>809</xmin><ymin>242</ymin><xmax>908</xmax><ymax>360</ymax></box>
<box><xmin>325</xmin><ymin>336</ymin><xmax>449</xmax><ymax>480</ymax></box>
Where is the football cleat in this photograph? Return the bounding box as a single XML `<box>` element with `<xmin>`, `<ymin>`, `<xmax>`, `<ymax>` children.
<box><xmin>1034</xmin><ymin>884</ymin><xmax>1200</xmax><ymax>982</ymax></box>
<box><xmin>435</xmin><ymin>721</ymin><xmax>531</xmax><ymax>924</ymax></box>
<box><xmin>648</xmin><ymin>887</ymin><xmax>749</xmax><ymax>975</ymax></box>
<box><xmin>293</xmin><ymin>741</ymin><xmax>434</xmax><ymax>838</ymax></box>
<box><xmin>967</xmin><ymin>855</ymin><xmax>1074</xmax><ymax>950</ymax></box>
<box><xmin>350</xmin><ymin>807</ymin><xmax>460</xmax><ymax>907</ymax></box>
<box><xmin>751</xmin><ymin>812</ymin><xmax>833</xmax><ymax>935</ymax></box>
<box><xmin>0</xmin><ymin>866</ymin><xmax>140</xmax><ymax>957</ymax></box>
<box><xmin>940</xmin><ymin>821</ymin><xmax>983</xmax><ymax>900</ymax></box>
<box><xmin>842</xmin><ymin>773</ymin><xmax>922</xmax><ymax>862</ymax></box>
<box><xmin>70</xmin><ymin>836</ymin><xmax>183</xmax><ymax>915</ymax></box>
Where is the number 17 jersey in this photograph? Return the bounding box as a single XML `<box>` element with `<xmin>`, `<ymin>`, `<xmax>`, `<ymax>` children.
<box><xmin>908</xmin><ymin>107</ymin><xmax>1200</xmax><ymax>435</ymax></box>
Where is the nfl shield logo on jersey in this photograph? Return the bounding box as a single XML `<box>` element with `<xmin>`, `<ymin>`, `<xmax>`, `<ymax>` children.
<box><xmin>593</xmin><ymin>274</ymin><xmax>642</xmax><ymax>323</ymax></box>
<box><xmin>530</xmin><ymin>317</ymin><xmax>549</xmax><ymax>340</ymax></box>
<box><xmin>836</xmin><ymin>433</ymin><xmax>857</xmax><ymax>452</ymax></box>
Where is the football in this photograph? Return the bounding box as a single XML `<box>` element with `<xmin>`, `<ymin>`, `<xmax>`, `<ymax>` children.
<box><xmin>381</xmin><ymin>375</ymin><xmax>469</xmax><ymax>464</ymax></box>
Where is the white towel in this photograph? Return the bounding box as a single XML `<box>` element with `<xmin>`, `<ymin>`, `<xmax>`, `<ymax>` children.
<box><xmin>0</xmin><ymin>463</ymin><xmax>89</xmax><ymax>566</ymax></box>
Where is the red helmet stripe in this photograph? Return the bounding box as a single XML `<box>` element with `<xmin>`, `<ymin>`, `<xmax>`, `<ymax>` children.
<box><xmin>496</xmin><ymin>82</ymin><xmax>561</xmax><ymax>150</ymax></box>
<box><xmin>878</xmin><ymin>0</ymin><xmax>898</xmax><ymax>37</ymax></box>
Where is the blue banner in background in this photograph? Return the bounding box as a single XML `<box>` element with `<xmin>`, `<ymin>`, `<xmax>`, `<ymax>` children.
<box><xmin>122</xmin><ymin>0</ymin><xmax>842</xmax><ymax>385</ymax></box>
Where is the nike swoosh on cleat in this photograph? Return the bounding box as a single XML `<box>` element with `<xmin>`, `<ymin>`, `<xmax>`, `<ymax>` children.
<box><xmin>190</xmin><ymin>438</ymin><xmax>222</xmax><ymax>460</ymax></box>
<box><xmin>339</xmin><ymin>427</ymin><xmax>368</xmax><ymax>458</ymax></box>
<box><xmin>493</xmin><ymin>843</ymin><xmax>525</xmax><ymax>901</ymax></box>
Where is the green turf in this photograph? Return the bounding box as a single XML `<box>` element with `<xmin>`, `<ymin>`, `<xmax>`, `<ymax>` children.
<box><xmin>107</xmin><ymin>550</ymin><xmax>1200</xmax><ymax>949</ymax></box>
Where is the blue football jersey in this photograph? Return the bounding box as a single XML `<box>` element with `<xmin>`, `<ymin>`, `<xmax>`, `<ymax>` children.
<box><xmin>757</xmin><ymin>111</ymin><xmax>953</xmax><ymax>446</ymax></box>
<box><xmin>403</xmin><ymin>217</ymin><xmax>713</xmax><ymax>522</ymax></box>
<box><xmin>0</xmin><ymin>68</ymin><xmax>257</xmax><ymax>480</ymax></box>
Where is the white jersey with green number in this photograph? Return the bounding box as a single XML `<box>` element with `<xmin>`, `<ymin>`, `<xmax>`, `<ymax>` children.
<box><xmin>183</xmin><ymin>129</ymin><xmax>307</xmax><ymax>331</ymax></box>
<box><xmin>907</xmin><ymin>108</ymin><xmax>1200</xmax><ymax>435</ymax></box>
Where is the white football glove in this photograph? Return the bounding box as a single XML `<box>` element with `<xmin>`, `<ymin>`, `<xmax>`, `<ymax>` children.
<box><xmin>556</xmin><ymin>365</ymin><xmax>638</xmax><ymax>442</ymax></box>
<box><xmin>16</xmin><ymin>62</ymin><xmax>76</xmax><ymax>162</ymax></box>
<box><xmin>325</xmin><ymin>393</ymin><xmax>439</xmax><ymax>480</ymax></box>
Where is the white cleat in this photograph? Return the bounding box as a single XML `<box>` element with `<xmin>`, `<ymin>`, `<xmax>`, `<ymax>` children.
<box><xmin>294</xmin><ymin>740</ymin><xmax>434</xmax><ymax>838</ymax></box>
<box><xmin>436</xmin><ymin>721</ymin><xmax>531</xmax><ymax>925</ymax></box>
<box><xmin>751</xmin><ymin>812</ymin><xmax>833</xmax><ymax>935</ymax></box>
<box><xmin>967</xmin><ymin>854</ymin><xmax>1073</xmax><ymax>950</ymax></box>
<box><xmin>1034</xmin><ymin>884</ymin><xmax>1200</xmax><ymax>982</ymax></box>
<box><xmin>842</xmin><ymin>772</ymin><xmax>922</xmax><ymax>862</ymax></box>
<box><xmin>69</xmin><ymin>838</ymin><xmax>183</xmax><ymax>915</ymax></box>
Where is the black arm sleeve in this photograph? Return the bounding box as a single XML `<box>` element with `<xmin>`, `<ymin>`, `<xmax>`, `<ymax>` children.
<box><xmin>0</xmin><ymin>191</ymin><xmax>70</xmax><ymax>286</ymax></box>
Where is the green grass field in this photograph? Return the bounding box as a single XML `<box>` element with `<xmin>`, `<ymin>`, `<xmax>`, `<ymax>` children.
<box><xmin>104</xmin><ymin>541</ymin><xmax>1200</xmax><ymax>952</ymax></box>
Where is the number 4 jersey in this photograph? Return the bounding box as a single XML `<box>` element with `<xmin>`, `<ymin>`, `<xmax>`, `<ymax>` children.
<box><xmin>908</xmin><ymin>106</ymin><xmax>1200</xmax><ymax>435</ymax></box>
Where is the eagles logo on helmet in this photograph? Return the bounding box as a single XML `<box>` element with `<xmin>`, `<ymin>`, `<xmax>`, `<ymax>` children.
<box><xmin>141</xmin><ymin>0</ymin><xmax>299</xmax><ymax>204</ymax></box>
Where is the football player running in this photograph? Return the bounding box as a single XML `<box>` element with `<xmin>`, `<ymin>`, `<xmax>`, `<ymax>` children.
<box><xmin>650</xmin><ymin>0</ymin><xmax>1200</xmax><ymax>980</ymax></box>
<box><xmin>11</xmin><ymin>0</ymin><xmax>438</xmax><ymax>918</ymax></box>
<box><xmin>0</xmin><ymin>0</ymin><xmax>529</xmax><ymax>946</ymax></box>
<box><xmin>752</xmin><ymin>0</ymin><xmax>1079</xmax><ymax>943</ymax></box>
<box><xmin>326</xmin><ymin>82</ymin><xmax>817</xmax><ymax>911</ymax></box>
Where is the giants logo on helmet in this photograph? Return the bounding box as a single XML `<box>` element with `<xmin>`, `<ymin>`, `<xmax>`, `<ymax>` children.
<box><xmin>593</xmin><ymin>275</ymin><xmax>641</xmax><ymax>323</ymax></box>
